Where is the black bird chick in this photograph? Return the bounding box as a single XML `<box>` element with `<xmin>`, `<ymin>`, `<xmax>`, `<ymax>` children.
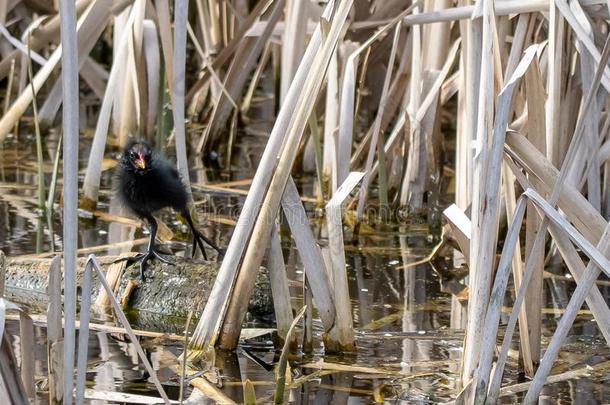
<box><xmin>117</xmin><ymin>140</ymin><xmax>222</xmax><ymax>279</ymax></box>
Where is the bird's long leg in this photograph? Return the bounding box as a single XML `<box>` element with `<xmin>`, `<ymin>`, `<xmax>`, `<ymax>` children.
<box><xmin>125</xmin><ymin>215</ymin><xmax>172</xmax><ymax>280</ymax></box>
<box><xmin>114</xmin><ymin>215</ymin><xmax>176</xmax><ymax>278</ymax></box>
<box><xmin>191</xmin><ymin>234</ymin><xmax>206</xmax><ymax>260</ymax></box>
<box><xmin>144</xmin><ymin>214</ymin><xmax>173</xmax><ymax>262</ymax></box>
<box><xmin>182</xmin><ymin>210</ymin><xmax>224</xmax><ymax>259</ymax></box>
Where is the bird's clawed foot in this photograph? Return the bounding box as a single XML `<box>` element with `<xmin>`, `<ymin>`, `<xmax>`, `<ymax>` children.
<box><xmin>123</xmin><ymin>249</ymin><xmax>174</xmax><ymax>281</ymax></box>
<box><xmin>191</xmin><ymin>230</ymin><xmax>224</xmax><ymax>260</ymax></box>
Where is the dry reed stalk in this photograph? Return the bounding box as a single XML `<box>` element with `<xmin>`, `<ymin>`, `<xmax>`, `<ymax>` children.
<box><xmin>573</xmin><ymin>0</ymin><xmax>602</xmax><ymax>211</ymax></box>
<box><xmin>198</xmin><ymin>0</ymin><xmax>284</xmax><ymax>151</ymax></box>
<box><xmin>461</xmin><ymin>0</ymin><xmax>494</xmax><ymax>386</ymax></box>
<box><xmin>349</xmin><ymin>42</ymin><xmax>409</xmax><ymax>170</ymax></box>
<box><xmin>554</xmin><ymin>0</ymin><xmax>610</xmax><ymax>92</ymax></box>
<box><xmin>19</xmin><ymin>311</ymin><xmax>35</xmax><ymax>400</ymax></box>
<box><xmin>336</xmin><ymin>1</ymin><xmax>421</xmax><ymax>196</ymax></box>
<box><xmin>75</xmin><ymin>259</ymin><xmax>93</xmax><ymax>404</ymax></box>
<box><xmin>507</xmin><ymin>155</ymin><xmax>610</xmax><ymax>345</ymax></box>
<box><xmin>491</xmin><ymin>13</ymin><xmax>533</xmax><ymax>376</ymax></box>
<box><xmin>455</xmin><ymin>0</ymin><xmax>480</xmax><ymax>214</ymax></box>
<box><xmin>323</xmin><ymin>49</ymin><xmax>339</xmax><ymax>190</ymax></box>
<box><xmin>241</xmin><ymin>42</ymin><xmax>272</xmax><ymax>116</ymax></box>
<box><xmin>481</xmin><ymin>188</ymin><xmax>610</xmax><ymax>403</ymax></box>
<box><xmin>58</xmin><ymin>0</ymin><xmax>80</xmax><ymax>401</ymax></box>
<box><xmin>216</xmin><ymin>0</ymin><xmax>354</xmax><ymax>351</ymax></box>
<box><xmin>400</xmin><ymin>4</ymin><xmax>423</xmax><ymax>208</ymax></box>
<box><xmin>77</xmin><ymin>255</ymin><xmax>170</xmax><ymax>403</ymax></box>
<box><xmin>400</xmin><ymin>40</ymin><xmax>460</xmax><ymax>210</ymax></box>
<box><xmin>38</xmin><ymin>4</ymin><xmax>112</xmax><ymax>126</ymax></box>
<box><xmin>0</xmin><ymin>0</ymin><xmax>95</xmax><ymax>144</ymax></box>
<box><xmin>400</xmin><ymin>0</ymin><xmax>450</xmax><ymax>207</ymax></box>
<box><xmin>442</xmin><ymin>204</ymin><xmax>471</xmax><ymax>262</ymax></box>
<box><xmin>501</xmin><ymin>161</ymin><xmax>533</xmax><ymax>375</ymax></box>
<box><xmin>172</xmin><ymin>0</ymin><xmax>192</xmax><ymax>201</ymax></box>
<box><xmin>268</xmin><ymin>223</ymin><xmax>294</xmax><ymax>341</ymax></box>
<box><xmin>188</xmin><ymin>0</ymin><xmax>331</xmax><ymax>353</ymax></box>
<box><xmin>118</xmin><ymin>1</ymin><xmax>146</xmax><ymax>145</ymax></box>
<box><xmin>186</xmin><ymin>0</ymin><xmax>276</xmax><ymax>102</ymax></box>
<box><xmin>143</xmin><ymin>19</ymin><xmax>161</xmax><ymax>136</ymax></box>
<box><xmin>0</xmin><ymin>303</ymin><xmax>29</xmax><ymax>404</ymax></box>
<box><xmin>111</xmin><ymin>8</ymin><xmax>130</xmax><ymax>135</ymax></box>
<box><xmin>0</xmin><ymin>0</ymin><xmax>93</xmax><ymax>80</ymax></box>
<box><xmin>281</xmin><ymin>178</ymin><xmax>335</xmax><ymax>329</ymax></box>
<box><xmin>93</xmin><ymin>257</ymin><xmax>128</xmax><ymax>307</ymax></box>
<box><xmin>523</xmin><ymin>223</ymin><xmax>610</xmax><ymax>402</ymax></box>
<box><xmin>473</xmin><ymin>195</ymin><xmax>527</xmax><ymax>404</ymax></box>
<box><xmin>325</xmin><ymin>172</ymin><xmax>365</xmax><ymax>351</ymax></box>
<box><xmin>337</xmin><ymin>47</ymin><xmax>359</xmax><ymax>188</ymax></box>
<box><xmin>154</xmin><ymin>0</ymin><xmax>174</xmax><ymax>100</ymax></box>
<box><xmin>472</xmin><ymin>43</ymin><xmax>562</xmax><ymax>402</ymax></box>
<box><xmin>47</xmin><ymin>256</ymin><xmax>63</xmax><ymax>404</ymax></box>
<box><xmin>522</xmin><ymin>50</ymin><xmax>547</xmax><ymax>374</ymax></box>
<box><xmin>81</xmin><ymin>1</ymin><xmax>141</xmax><ymax>207</ymax></box>
<box><xmin>485</xmin><ymin>38</ymin><xmax>610</xmax><ymax>401</ymax></box>
<box><xmin>280</xmin><ymin>0</ymin><xmax>308</xmax><ymax>102</ymax></box>
<box><xmin>505</xmin><ymin>132</ymin><xmax>605</xmax><ymax>243</ymax></box>
<box><xmin>0</xmin><ymin>24</ymin><xmax>47</xmax><ymax>67</ymax></box>
<box><xmin>356</xmin><ymin>22</ymin><xmax>402</xmax><ymax>214</ymax></box>
<box><xmin>422</xmin><ymin>0</ymin><xmax>451</xmax><ymax>70</ymax></box>
<box><xmin>547</xmin><ymin>3</ymin><xmax>564</xmax><ymax>167</ymax></box>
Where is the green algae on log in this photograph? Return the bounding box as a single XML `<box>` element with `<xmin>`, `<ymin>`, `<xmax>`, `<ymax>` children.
<box><xmin>2</xmin><ymin>255</ymin><xmax>273</xmax><ymax>332</ymax></box>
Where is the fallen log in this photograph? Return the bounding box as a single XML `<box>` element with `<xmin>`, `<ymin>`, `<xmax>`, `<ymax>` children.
<box><xmin>2</xmin><ymin>255</ymin><xmax>273</xmax><ymax>333</ymax></box>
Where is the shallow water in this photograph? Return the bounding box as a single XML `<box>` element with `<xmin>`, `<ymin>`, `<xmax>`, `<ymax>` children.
<box><xmin>2</xmin><ymin>135</ymin><xmax>610</xmax><ymax>403</ymax></box>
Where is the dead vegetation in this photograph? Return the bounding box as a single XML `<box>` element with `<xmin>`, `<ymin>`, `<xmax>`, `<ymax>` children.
<box><xmin>1</xmin><ymin>0</ymin><xmax>610</xmax><ymax>403</ymax></box>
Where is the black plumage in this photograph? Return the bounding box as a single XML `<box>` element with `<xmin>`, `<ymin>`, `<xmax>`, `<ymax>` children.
<box><xmin>116</xmin><ymin>140</ymin><xmax>222</xmax><ymax>279</ymax></box>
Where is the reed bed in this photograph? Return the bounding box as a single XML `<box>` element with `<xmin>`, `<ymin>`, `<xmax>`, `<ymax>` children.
<box><xmin>1</xmin><ymin>0</ymin><xmax>610</xmax><ymax>403</ymax></box>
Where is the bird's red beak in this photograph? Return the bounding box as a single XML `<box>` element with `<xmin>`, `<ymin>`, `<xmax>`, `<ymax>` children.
<box><xmin>134</xmin><ymin>153</ymin><xmax>146</xmax><ymax>169</ymax></box>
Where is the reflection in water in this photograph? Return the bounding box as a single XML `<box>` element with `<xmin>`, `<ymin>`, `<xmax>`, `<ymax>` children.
<box><xmin>3</xmin><ymin>139</ymin><xmax>610</xmax><ymax>403</ymax></box>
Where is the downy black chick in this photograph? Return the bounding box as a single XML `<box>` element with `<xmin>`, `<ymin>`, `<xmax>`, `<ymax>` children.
<box><xmin>116</xmin><ymin>139</ymin><xmax>222</xmax><ymax>279</ymax></box>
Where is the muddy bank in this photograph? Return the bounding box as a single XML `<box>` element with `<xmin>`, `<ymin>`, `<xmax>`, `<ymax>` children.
<box><xmin>2</xmin><ymin>255</ymin><xmax>273</xmax><ymax>332</ymax></box>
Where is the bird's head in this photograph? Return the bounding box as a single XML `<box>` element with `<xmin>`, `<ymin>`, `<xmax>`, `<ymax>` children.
<box><xmin>123</xmin><ymin>140</ymin><xmax>152</xmax><ymax>173</ymax></box>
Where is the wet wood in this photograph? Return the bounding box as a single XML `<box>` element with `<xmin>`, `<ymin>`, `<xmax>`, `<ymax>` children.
<box><xmin>2</xmin><ymin>255</ymin><xmax>273</xmax><ymax>332</ymax></box>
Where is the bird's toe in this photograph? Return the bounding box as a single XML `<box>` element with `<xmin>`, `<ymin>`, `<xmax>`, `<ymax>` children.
<box><xmin>152</xmin><ymin>250</ymin><xmax>173</xmax><ymax>264</ymax></box>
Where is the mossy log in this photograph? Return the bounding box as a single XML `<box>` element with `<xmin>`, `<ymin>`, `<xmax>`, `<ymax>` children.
<box><xmin>2</xmin><ymin>255</ymin><xmax>273</xmax><ymax>333</ymax></box>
